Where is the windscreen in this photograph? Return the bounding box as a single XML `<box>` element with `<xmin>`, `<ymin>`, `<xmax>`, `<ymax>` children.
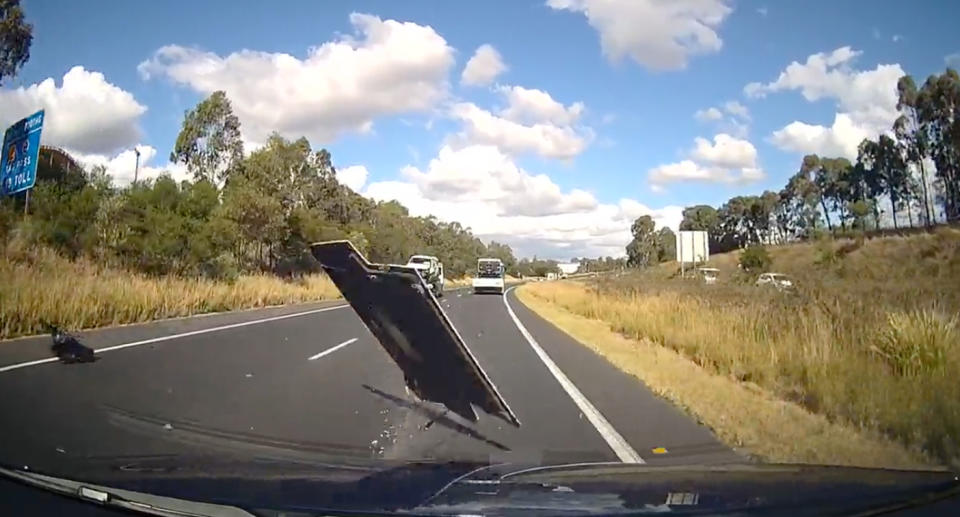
<box><xmin>5</xmin><ymin>2</ymin><xmax>960</xmax><ymax>514</ymax></box>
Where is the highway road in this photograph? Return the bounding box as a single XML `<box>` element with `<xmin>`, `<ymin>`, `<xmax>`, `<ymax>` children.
<box><xmin>0</xmin><ymin>286</ymin><xmax>741</xmax><ymax>481</ymax></box>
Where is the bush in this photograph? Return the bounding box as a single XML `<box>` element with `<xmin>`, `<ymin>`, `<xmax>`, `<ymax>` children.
<box><xmin>872</xmin><ymin>310</ymin><xmax>957</xmax><ymax>377</ymax></box>
<box><xmin>739</xmin><ymin>245</ymin><xmax>772</xmax><ymax>273</ymax></box>
<box><xmin>813</xmin><ymin>239</ymin><xmax>839</xmax><ymax>267</ymax></box>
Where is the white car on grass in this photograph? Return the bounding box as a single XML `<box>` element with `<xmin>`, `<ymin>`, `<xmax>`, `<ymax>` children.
<box><xmin>756</xmin><ymin>272</ymin><xmax>794</xmax><ymax>290</ymax></box>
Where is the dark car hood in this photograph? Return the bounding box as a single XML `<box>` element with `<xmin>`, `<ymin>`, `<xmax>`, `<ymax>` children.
<box><xmin>10</xmin><ymin>456</ymin><xmax>958</xmax><ymax>516</ymax></box>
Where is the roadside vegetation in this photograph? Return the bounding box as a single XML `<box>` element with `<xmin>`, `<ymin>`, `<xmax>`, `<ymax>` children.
<box><xmin>516</xmin><ymin>281</ymin><xmax>934</xmax><ymax>470</ymax></box>
<box><xmin>0</xmin><ymin>87</ymin><xmax>567</xmax><ymax>338</ymax></box>
<box><xmin>0</xmin><ymin>246</ymin><xmax>340</xmax><ymax>339</ymax></box>
<box><xmin>521</xmin><ymin>228</ymin><xmax>960</xmax><ymax>468</ymax></box>
<box><xmin>554</xmin><ymin>66</ymin><xmax>960</xmax><ymax>467</ymax></box>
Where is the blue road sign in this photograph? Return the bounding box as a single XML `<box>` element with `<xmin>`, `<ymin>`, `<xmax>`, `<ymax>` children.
<box><xmin>1</xmin><ymin>110</ymin><xmax>45</xmax><ymax>196</ymax></box>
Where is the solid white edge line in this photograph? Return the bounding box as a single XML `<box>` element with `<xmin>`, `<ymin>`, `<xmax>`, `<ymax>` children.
<box><xmin>307</xmin><ymin>337</ymin><xmax>358</xmax><ymax>361</ymax></box>
<box><xmin>502</xmin><ymin>286</ymin><xmax>645</xmax><ymax>464</ymax></box>
<box><xmin>0</xmin><ymin>304</ymin><xmax>350</xmax><ymax>374</ymax></box>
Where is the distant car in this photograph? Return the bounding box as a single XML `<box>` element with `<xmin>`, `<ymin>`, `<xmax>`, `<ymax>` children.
<box><xmin>697</xmin><ymin>267</ymin><xmax>720</xmax><ymax>285</ymax></box>
<box><xmin>756</xmin><ymin>273</ymin><xmax>794</xmax><ymax>290</ymax></box>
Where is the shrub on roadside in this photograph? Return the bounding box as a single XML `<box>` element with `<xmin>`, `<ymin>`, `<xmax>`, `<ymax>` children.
<box><xmin>739</xmin><ymin>245</ymin><xmax>772</xmax><ymax>273</ymax></box>
<box><xmin>872</xmin><ymin>310</ymin><xmax>957</xmax><ymax>377</ymax></box>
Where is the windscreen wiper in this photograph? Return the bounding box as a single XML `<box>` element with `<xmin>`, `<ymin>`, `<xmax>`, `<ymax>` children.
<box><xmin>0</xmin><ymin>465</ymin><xmax>251</xmax><ymax>517</ymax></box>
<box><xmin>311</xmin><ymin>240</ymin><xmax>520</xmax><ymax>427</ymax></box>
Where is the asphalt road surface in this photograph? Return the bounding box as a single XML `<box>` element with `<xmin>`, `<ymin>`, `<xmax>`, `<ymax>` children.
<box><xmin>0</xmin><ymin>286</ymin><xmax>741</xmax><ymax>480</ymax></box>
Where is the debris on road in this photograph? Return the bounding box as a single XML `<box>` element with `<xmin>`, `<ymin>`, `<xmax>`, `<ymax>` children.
<box><xmin>312</xmin><ymin>240</ymin><xmax>520</xmax><ymax>428</ymax></box>
<box><xmin>43</xmin><ymin>322</ymin><xmax>97</xmax><ymax>364</ymax></box>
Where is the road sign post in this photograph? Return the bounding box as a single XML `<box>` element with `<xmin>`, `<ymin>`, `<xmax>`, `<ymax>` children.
<box><xmin>1</xmin><ymin>110</ymin><xmax>45</xmax><ymax>207</ymax></box>
<box><xmin>676</xmin><ymin>231</ymin><xmax>710</xmax><ymax>279</ymax></box>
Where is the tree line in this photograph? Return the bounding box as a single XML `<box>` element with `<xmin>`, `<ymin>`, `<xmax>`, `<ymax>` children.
<box><xmin>628</xmin><ymin>68</ymin><xmax>960</xmax><ymax>260</ymax></box>
<box><xmin>0</xmin><ymin>91</ymin><xmax>526</xmax><ymax>280</ymax></box>
<box><xmin>570</xmin><ymin>256</ymin><xmax>628</xmax><ymax>273</ymax></box>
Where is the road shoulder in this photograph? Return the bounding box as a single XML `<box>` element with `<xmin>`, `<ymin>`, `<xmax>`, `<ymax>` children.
<box><xmin>506</xmin><ymin>287</ymin><xmax>741</xmax><ymax>466</ymax></box>
<box><xmin>514</xmin><ymin>283</ymin><xmax>935</xmax><ymax>470</ymax></box>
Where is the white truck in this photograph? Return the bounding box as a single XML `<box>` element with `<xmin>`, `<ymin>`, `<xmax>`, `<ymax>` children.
<box><xmin>472</xmin><ymin>258</ymin><xmax>505</xmax><ymax>294</ymax></box>
<box><xmin>406</xmin><ymin>255</ymin><xmax>445</xmax><ymax>297</ymax></box>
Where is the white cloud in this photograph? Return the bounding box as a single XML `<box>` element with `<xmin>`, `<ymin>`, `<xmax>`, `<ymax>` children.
<box><xmin>139</xmin><ymin>13</ymin><xmax>454</xmax><ymax>146</ymax></box>
<box><xmin>72</xmin><ymin>145</ymin><xmax>188</xmax><ymax>186</ymax></box>
<box><xmin>362</xmin><ymin>144</ymin><xmax>681</xmax><ymax>258</ymax></box>
<box><xmin>746</xmin><ymin>47</ymin><xmax>905</xmax><ymax>159</ymax></box>
<box><xmin>450</xmin><ymin>101</ymin><xmax>590</xmax><ymax>160</ymax></box>
<box><xmin>448</xmin><ymin>84</ymin><xmax>591</xmax><ymax>160</ymax></box>
<box><xmin>723</xmin><ymin>100</ymin><xmax>749</xmax><ymax>120</ymax></box>
<box><xmin>694</xmin><ymin>107</ymin><xmax>723</xmax><ymax>121</ymax></box>
<box><xmin>648</xmin><ymin>133</ymin><xmax>764</xmax><ymax>187</ymax></box>
<box><xmin>498</xmin><ymin>85</ymin><xmax>584</xmax><ymax>126</ymax></box>
<box><xmin>0</xmin><ymin>66</ymin><xmax>146</xmax><ymax>155</ymax></box>
<box><xmin>648</xmin><ymin>160</ymin><xmax>717</xmax><ymax>184</ymax></box>
<box><xmin>546</xmin><ymin>0</ymin><xmax>732</xmax><ymax>70</ymax></box>
<box><xmin>398</xmin><ymin>144</ymin><xmax>596</xmax><ymax>216</ymax></box>
<box><xmin>461</xmin><ymin>44</ymin><xmax>507</xmax><ymax>86</ymax></box>
<box><xmin>946</xmin><ymin>53</ymin><xmax>960</xmax><ymax>68</ymax></box>
<box><xmin>756</xmin><ymin>6</ymin><xmax>768</xmax><ymax>16</ymax></box>
<box><xmin>769</xmin><ymin>113</ymin><xmax>868</xmax><ymax>159</ymax></box>
<box><xmin>696</xmin><ymin>101</ymin><xmax>749</xmax><ymax>135</ymax></box>
<box><xmin>336</xmin><ymin>165</ymin><xmax>369</xmax><ymax>192</ymax></box>
<box><xmin>724</xmin><ymin>119</ymin><xmax>750</xmax><ymax>138</ymax></box>
<box><xmin>744</xmin><ymin>46</ymin><xmax>903</xmax><ymax>131</ymax></box>
<box><xmin>691</xmin><ymin>133</ymin><xmax>757</xmax><ymax>169</ymax></box>
<box><xmin>892</xmin><ymin>34</ymin><xmax>903</xmax><ymax>43</ymax></box>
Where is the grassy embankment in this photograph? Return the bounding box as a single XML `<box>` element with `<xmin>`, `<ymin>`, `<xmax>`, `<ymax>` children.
<box><xmin>0</xmin><ymin>248</ymin><xmax>341</xmax><ymax>340</ymax></box>
<box><xmin>518</xmin><ymin>228</ymin><xmax>960</xmax><ymax>469</ymax></box>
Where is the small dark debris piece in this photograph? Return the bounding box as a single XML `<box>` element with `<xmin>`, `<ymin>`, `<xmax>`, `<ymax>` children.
<box><xmin>42</xmin><ymin>321</ymin><xmax>97</xmax><ymax>364</ymax></box>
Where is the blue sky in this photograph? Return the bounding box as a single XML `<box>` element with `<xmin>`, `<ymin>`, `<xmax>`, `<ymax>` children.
<box><xmin>4</xmin><ymin>0</ymin><xmax>959</xmax><ymax>258</ymax></box>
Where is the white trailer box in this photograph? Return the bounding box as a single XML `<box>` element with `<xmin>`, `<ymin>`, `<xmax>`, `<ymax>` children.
<box><xmin>676</xmin><ymin>231</ymin><xmax>710</xmax><ymax>264</ymax></box>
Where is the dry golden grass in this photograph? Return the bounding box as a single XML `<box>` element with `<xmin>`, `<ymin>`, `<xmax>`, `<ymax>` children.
<box><xmin>516</xmin><ymin>284</ymin><xmax>934</xmax><ymax>469</ymax></box>
<box><xmin>518</xmin><ymin>228</ymin><xmax>960</xmax><ymax>468</ymax></box>
<box><xmin>0</xmin><ymin>248</ymin><xmax>341</xmax><ymax>339</ymax></box>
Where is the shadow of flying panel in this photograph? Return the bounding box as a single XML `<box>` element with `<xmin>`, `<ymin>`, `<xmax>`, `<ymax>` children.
<box><xmin>310</xmin><ymin>240</ymin><xmax>520</xmax><ymax>428</ymax></box>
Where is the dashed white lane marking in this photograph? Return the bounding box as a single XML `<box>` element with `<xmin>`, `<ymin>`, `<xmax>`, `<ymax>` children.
<box><xmin>0</xmin><ymin>304</ymin><xmax>349</xmax><ymax>374</ymax></box>
<box><xmin>307</xmin><ymin>337</ymin><xmax>358</xmax><ymax>361</ymax></box>
<box><xmin>502</xmin><ymin>286</ymin><xmax>645</xmax><ymax>464</ymax></box>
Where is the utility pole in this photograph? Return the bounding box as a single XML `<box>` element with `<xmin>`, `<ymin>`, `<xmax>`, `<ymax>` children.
<box><xmin>133</xmin><ymin>148</ymin><xmax>141</xmax><ymax>183</ymax></box>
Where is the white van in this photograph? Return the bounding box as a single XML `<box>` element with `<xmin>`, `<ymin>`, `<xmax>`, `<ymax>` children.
<box><xmin>472</xmin><ymin>258</ymin><xmax>505</xmax><ymax>294</ymax></box>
